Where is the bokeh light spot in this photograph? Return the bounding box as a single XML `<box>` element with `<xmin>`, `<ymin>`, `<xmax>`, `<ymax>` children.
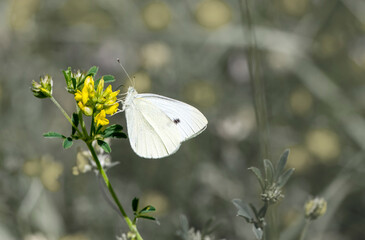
<box><xmin>290</xmin><ymin>88</ymin><xmax>313</xmax><ymax>115</ymax></box>
<box><xmin>306</xmin><ymin>129</ymin><xmax>340</xmax><ymax>163</ymax></box>
<box><xmin>195</xmin><ymin>0</ymin><xmax>232</xmax><ymax>29</ymax></box>
<box><xmin>142</xmin><ymin>1</ymin><xmax>171</xmax><ymax>30</ymax></box>
<box><xmin>140</xmin><ymin>42</ymin><xmax>171</xmax><ymax>69</ymax></box>
<box><xmin>184</xmin><ymin>81</ymin><xmax>216</xmax><ymax>108</ymax></box>
<box><xmin>287</xmin><ymin>145</ymin><xmax>313</xmax><ymax>172</ymax></box>
<box><xmin>281</xmin><ymin>0</ymin><xmax>309</xmax><ymax>16</ymax></box>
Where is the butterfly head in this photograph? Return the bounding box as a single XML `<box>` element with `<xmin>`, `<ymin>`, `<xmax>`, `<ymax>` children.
<box><xmin>122</xmin><ymin>86</ymin><xmax>138</xmax><ymax>109</ymax></box>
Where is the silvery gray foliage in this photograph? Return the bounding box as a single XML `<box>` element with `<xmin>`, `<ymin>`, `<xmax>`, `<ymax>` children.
<box><xmin>177</xmin><ymin>215</ymin><xmax>225</xmax><ymax>240</ymax></box>
<box><xmin>233</xmin><ymin>149</ymin><xmax>294</xmax><ymax>240</ymax></box>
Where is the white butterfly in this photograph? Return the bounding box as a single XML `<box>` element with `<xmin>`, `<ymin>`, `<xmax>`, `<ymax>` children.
<box><xmin>120</xmin><ymin>86</ymin><xmax>208</xmax><ymax>159</ymax></box>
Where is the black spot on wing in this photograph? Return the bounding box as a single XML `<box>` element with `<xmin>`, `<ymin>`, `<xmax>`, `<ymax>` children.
<box><xmin>173</xmin><ymin>119</ymin><xmax>180</xmax><ymax>124</ymax></box>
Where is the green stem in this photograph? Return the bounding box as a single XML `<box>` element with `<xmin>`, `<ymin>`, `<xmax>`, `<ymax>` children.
<box><xmin>299</xmin><ymin>219</ymin><xmax>311</xmax><ymax>240</ymax></box>
<box><xmin>50</xmin><ymin>96</ymin><xmax>82</xmax><ymax>136</ymax></box>
<box><xmin>86</xmin><ymin>142</ymin><xmax>143</xmax><ymax>240</ymax></box>
<box><xmin>90</xmin><ymin>114</ymin><xmax>95</xmax><ymax>137</ymax></box>
<box><xmin>78</xmin><ymin>110</ymin><xmax>89</xmax><ymax>137</ymax></box>
<box><xmin>266</xmin><ymin>205</ymin><xmax>278</xmax><ymax>240</ymax></box>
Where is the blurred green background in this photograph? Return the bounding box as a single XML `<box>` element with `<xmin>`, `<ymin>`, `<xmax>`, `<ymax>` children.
<box><xmin>1</xmin><ymin>0</ymin><xmax>365</xmax><ymax>239</ymax></box>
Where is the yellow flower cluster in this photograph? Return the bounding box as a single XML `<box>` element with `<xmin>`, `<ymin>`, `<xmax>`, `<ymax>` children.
<box><xmin>75</xmin><ymin>76</ymin><xmax>119</xmax><ymax>126</ymax></box>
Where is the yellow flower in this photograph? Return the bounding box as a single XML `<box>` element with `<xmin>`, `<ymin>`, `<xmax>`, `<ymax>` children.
<box><xmin>75</xmin><ymin>90</ymin><xmax>82</xmax><ymax>101</ymax></box>
<box><xmin>95</xmin><ymin>110</ymin><xmax>109</xmax><ymax>126</ymax></box>
<box><xmin>74</xmin><ymin>74</ymin><xmax>119</xmax><ymax>126</ymax></box>
<box><xmin>105</xmin><ymin>103</ymin><xmax>119</xmax><ymax>115</ymax></box>
<box><xmin>96</xmin><ymin>78</ymin><xmax>104</xmax><ymax>96</ymax></box>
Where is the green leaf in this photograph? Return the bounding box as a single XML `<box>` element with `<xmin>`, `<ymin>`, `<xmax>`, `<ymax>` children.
<box><xmin>139</xmin><ymin>205</ymin><xmax>156</xmax><ymax>214</ymax></box>
<box><xmin>97</xmin><ymin>140</ymin><xmax>111</xmax><ymax>153</ymax></box>
<box><xmin>87</xmin><ymin>66</ymin><xmax>98</xmax><ymax>77</ymax></box>
<box><xmin>104</xmin><ymin>124</ymin><xmax>123</xmax><ymax>132</ymax></box>
<box><xmin>277</xmin><ymin>168</ymin><xmax>295</xmax><ymax>188</ymax></box>
<box><xmin>137</xmin><ymin>215</ymin><xmax>156</xmax><ymax>221</ymax></box>
<box><xmin>264</xmin><ymin>159</ymin><xmax>274</xmax><ymax>184</ymax></box>
<box><xmin>102</xmin><ymin>75</ymin><xmax>115</xmax><ymax>83</ymax></box>
<box><xmin>102</xmin><ymin>124</ymin><xmax>127</xmax><ymax>139</ymax></box>
<box><xmin>132</xmin><ymin>197</ymin><xmax>139</xmax><ymax>212</ymax></box>
<box><xmin>248</xmin><ymin>167</ymin><xmax>265</xmax><ymax>190</ymax></box>
<box><xmin>276</xmin><ymin>149</ymin><xmax>290</xmax><ymax>180</ymax></box>
<box><xmin>232</xmin><ymin>199</ymin><xmax>254</xmax><ymax>221</ymax></box>
<box><xmin>63</xmin><ymin>137</ymin><xmax>73</xmax><ymax>149</ymax></box>
<box><xmin>71</xmin><ymin>113</ymin><xmax>79</xmax><ymax>135</ymax></box>
<box><xmin>72</xmin><ymin>77</ymin><xmax>76</xmax><ymax>89</ymax></box>
<box><xmin>108</xmin><ymin>132</ymin><xmax>127</xmax><ymax>139</ymax></box>
<box><xmin>43</xmin><ymin>132</ymin><xmax>65</xmax><ymax>139</ymax></box>
<box><xmin>63</xmin><ymin>68</ymin><xmax>71</xmax><ymax>87</ymax></box>
<box><xmin>96</xmin><ymin>75</ymin><xmax>116</xmax><ymax>86</ymax></box>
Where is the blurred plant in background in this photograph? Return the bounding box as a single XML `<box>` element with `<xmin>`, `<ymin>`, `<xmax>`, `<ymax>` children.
<box><xmin>1</xmin><ymin>0</ymin><xmax>365</xmax><ymax>239</ymax></box>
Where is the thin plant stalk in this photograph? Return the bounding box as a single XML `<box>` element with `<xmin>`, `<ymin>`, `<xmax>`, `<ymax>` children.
<box><xmin>299</xmin><ymin>219</ymin><xmax>310</xmax><ymax>240</ymax></box>
<box><xmin>50</xmin><ymin>96</ymin><xmax>83</xmax><ymax>136</ymax></box>
<box><xmin>239</xmin><ymin>0</ymin><xmax>270</xmax><ymax>160</ymax></box>
<box><xmin>50</xmin><ymin>95</ymin><xmax>143</xmax><ymax>240</ymax></box>
<box><xmin>239</xmin><ymin>1</ymin><xmax>273</xmax><ymax>239</ymax></box>
<box><xmin>86</xmin><ymin>142</ymin><xmax>143</xmax><ymax>240</ymax></box>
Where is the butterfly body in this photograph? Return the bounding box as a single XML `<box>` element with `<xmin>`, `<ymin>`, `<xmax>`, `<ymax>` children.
<box><xmin>123</xmin><ymin>86</ymin><xmax>208</xmax><ymax>159</ymax></box>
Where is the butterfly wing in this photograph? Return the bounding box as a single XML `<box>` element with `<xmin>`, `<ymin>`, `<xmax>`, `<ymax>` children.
<box><xmin>125</xmin><ymin>97</ymin><xmax>181</xmax><ymax>159</ymax></box>
<box><xmin>137</xmin><ymin>93</ymin><xmax>208</xmax><ymax>142</ymax></box>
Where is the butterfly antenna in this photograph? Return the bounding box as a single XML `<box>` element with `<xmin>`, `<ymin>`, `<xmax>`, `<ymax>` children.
<box><xmin>117</xmin><ymin>58</ymin><xmax>134</xmax><ymax>87</ymax></box>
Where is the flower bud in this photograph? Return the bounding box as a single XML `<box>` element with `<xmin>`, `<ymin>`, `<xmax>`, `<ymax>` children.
<box><xmin>305</xmin><ymin>197</ymin><xmax>327</xmax><ymax>220</ymax></box>
<box><xmin>261</xmin><ymin>183</ymin><xmax>283</xmax><ymax>204</ymax></box>
<box><xmin>32</xmin><ymin>75</ymin><xmax>53</xmax><ymax>98</ymax></box>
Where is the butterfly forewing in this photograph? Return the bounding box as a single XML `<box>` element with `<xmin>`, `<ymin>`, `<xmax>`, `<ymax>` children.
<box><xmin>137</xmin><ymin>93</ymin><xmax>208</xmax><ymax>142</ymax></box>
<box><xmin>125</xmin><ymin>97</ymin><xmax>181</xmax><ymax>159</ymax></box>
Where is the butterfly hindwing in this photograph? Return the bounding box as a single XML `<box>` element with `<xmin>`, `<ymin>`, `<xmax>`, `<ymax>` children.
<box><xmin>137</xmin><ymin>93</ymin><xmax>208</xmax><ymax>142</ymax></box>
<box><xmin>125</xmin><ymin>97</ymin><xmax>181</xmax><ymax>159</ymax></box>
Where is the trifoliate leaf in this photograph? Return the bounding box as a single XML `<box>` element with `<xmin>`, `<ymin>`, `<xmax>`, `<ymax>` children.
<box><xmin>43</xmin><ymin>132</ymin><xmax>65</xmax><ymax>139</ymax></box>
<box><xmin>63</xmin><ymin>137</ymin><xmax>73</xmax><ymax>149</ymax></box>
<box><xmin>97</xmin><ymin>140</ymin><xmax>111</xmax><ymax>153</ymax></box>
